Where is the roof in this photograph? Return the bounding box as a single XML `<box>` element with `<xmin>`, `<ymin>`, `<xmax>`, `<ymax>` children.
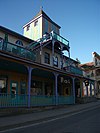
<box><xmin>0</xmin><ymin>25</ymin><xmax>34</xmax><ymax>43</ymax></box>
<box><xmin>23</xmin><ymin>9</ymin><xmax>61</xmax><ymax>29</ymax></box>
<box><xmin>92</xmin><ymin>52</ymin><xmax>100</xmax><ymax>59</ymax></box>
<box><xmin>80</xmin><ymin>62</ymin><xmax>95</xmax><ymax>70</ymax></box>
<box><xmin>80</xmin><ymin>62</ymin><xmax>94</xmax><ymax>67</ymax></box>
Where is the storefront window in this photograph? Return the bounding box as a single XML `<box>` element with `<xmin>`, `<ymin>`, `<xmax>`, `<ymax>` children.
<box><xmin>20</xmin><ymin>82</ymin><xmax>26</xmax><ymax>95</ymax></box>
<box><xmin>11</xmin><ymin>82</ymin><xmax>17</xmax><ymax>98</ymax></box>
<box><xmin>31</xmin><ymin>80</ymin><xmax>42</xmax><ymax>95</ymax></box>
<box><xmin>0</xmin><ymin>77</ymin><xmax>7</xmax><ymax>94</ymax></box>
<box><xmin>45</xmin><ymin>83</ymin><xmax>52</xmax><ymax>96</ymax></box>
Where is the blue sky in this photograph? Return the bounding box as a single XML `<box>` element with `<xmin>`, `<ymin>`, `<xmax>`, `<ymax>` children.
<box><xmin>0</xmin><ymin>0</ymin><xmax>100</xmax><ymax>63</ymax></box>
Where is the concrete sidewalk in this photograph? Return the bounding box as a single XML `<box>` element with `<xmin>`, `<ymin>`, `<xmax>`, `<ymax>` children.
<box><xmin>0</xmin><ymin>100</ymin><xmax>100</xmax><ymax>131</ymax></box>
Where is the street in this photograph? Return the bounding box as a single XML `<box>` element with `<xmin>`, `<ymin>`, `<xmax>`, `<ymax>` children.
<box><xmin>1</xmin><ymin>106</ymin><xmax>100</xmax><ymax>133</ymax></box>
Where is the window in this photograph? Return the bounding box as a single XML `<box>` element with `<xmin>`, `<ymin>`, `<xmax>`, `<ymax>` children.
<box><xmin>34</xmin><ymin>20</ymin><xmax>38</xmax><ymax>27</ymax></box>
<box><xmin>26</xmin><ymin>24</ymin><xmax>30</xmax><ymax>31</ymax></box>
<box><xmin>0</xmin><ymin>37</ymin><xmax>4</xmax><ymax>43</ymax></box>
<box><xmin>44</xmin><ymin>52</ymin><xmax>50</xmax><ymax>64</ymax></box>
<box><xmin>0</xmin><ymin>77</ymin><xmax>7</xmax><ymax>93</ymax></box>
<box><xmin>20</xmin><ymin>82</ymin><xmax>26</xmax><ymax>95</ymax></box>
<box><xmin>95</xmin><ymin>58</ymin><xmax>97</xmax><ymax>66</ymax></box>
<box><xmin>91</xmin><ymin>71</ymin><xmax>94</xmax><ymax>77</ymax></box>
<box><xmin>31</xmin><ymin>80</ymin><xmax>42</xmax><ymax>95</ymax></box>
<box><xmin>0</xmin><ymin>37</ymin><xmax>4</xmax><ymax>49</ymax></box>
<box><xmin>15</xmin><ymin>40</ymin><xmax>23</xmax><ymax>46</ymax></box>
<box><xmin>53</xmin><ymin>56</ymin><xmax>58</xmax><ymax>67</ymax></box>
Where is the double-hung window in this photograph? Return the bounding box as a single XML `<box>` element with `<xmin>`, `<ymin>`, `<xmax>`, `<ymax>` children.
<box><xmin>44</xmin><ymin>52</ymin><xmax>50</xmax><ymax>64</ymax></box>
<box><xmin>53</xmin><ymin>56</ymin><xmax>58</xmax><ymax>67</ymax></box>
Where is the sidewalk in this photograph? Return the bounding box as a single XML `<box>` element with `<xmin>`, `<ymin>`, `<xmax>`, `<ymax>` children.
<box><xmin>0</xmin><ymin>100</ymin><xmax>100</xmax><ymax>131</ymax></box>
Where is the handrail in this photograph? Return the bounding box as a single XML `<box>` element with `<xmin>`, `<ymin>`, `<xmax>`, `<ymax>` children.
<box><xmin>0</xmin><ymin>41</ymin><xmax>36</xmax><ymax>61</ymax></box>
<box><xmin>50</xmin><ymin>31</ymin><xmax>69</xmax><ymax>46</ymax></box>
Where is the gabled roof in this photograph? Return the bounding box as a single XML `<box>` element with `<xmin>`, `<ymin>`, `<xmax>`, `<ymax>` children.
<box><xmin>23</xmin><ymin>9</ymin><xmax>61</xmax><ymax>29</ymax></box>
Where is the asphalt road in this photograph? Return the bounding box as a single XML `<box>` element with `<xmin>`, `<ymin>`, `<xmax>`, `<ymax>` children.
<box><xmin>1</xmin><ymin>106</ymin><xmax>100</xmax><ymax>133</ymax></box>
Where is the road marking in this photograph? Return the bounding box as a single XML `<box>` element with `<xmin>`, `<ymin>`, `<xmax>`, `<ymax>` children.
<box><xmin>0</xmin><ymin>105</ymin><xmax>99</xmax><ymax>133</ymax></box>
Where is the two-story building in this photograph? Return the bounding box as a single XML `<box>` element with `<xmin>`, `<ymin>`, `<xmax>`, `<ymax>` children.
<box><xmin>80</xmin><ymin>52</ymin><xmax>100</xmax><ymax>99</ymax></box>
<box><xmin>0</xmin><ymin>9</ymin><xmax>96</xmax><ymax>108</ymax></box>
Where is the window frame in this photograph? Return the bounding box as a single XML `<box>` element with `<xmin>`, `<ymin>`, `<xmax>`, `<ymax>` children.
<box><xmin>44</xmin><ymin>52</ymin><xmax>50</xmax><ymax>64</ymax></box>
<box><xmin>34</xmin><ymin>20</ymin><xmax>38</xmax><ymax>27</ymax></box>
<box><xmin>53</xmin><ymin>56</ymin><xmax>58</xmax><ymax>67</ymax></box>
<box><xmin>26</xmin><ymin>24</ymin><xmax>30</xmax><ymax>31</ymax></box>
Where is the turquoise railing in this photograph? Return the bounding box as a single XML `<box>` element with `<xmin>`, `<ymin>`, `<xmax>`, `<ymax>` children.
<box><xmin>50</xmin><ymin>31</ymin><xmax>69</xmax><ymax>46</ymax></box>
<box><xmin>58</xmin><ymin>96</ymin><xmax>74</xmax><ymax>105</ymax></box>
<box><xmin>70</xmin><ymin>66</ymin><xmax>83</xmax><ymax>75</ymax></box>
<box><xmin>0</xmin><ymin>41</ymin><xmax>36</xmax><ymax>61</ymax></box>
<box><xmin>0</xmin><ymin>94</ymin><xmax>74</xmax><ymax>107</ymax></box>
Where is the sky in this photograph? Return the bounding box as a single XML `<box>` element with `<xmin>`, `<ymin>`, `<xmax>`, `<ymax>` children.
<box><xmin>0</xmin><ymin>0</ymin><xmax>100</xmax><ymax>64</ymax></box>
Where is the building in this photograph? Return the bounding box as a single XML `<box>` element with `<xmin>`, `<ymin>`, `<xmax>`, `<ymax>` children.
<box><xmin>80</xmin><ymin>52</ymin><xmax>100</xmax><ymax>98</ymax></box>
<box><xmin>23</xmin><ymin>9</ymin><xmax>60</xmax><ymax>41</ymax></box>
<box><xmin>0</xmin><ymin>9</ymin><xmax>95</xmax><ymax>108</ymax></box>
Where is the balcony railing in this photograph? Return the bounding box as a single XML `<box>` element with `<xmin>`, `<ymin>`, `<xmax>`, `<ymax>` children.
<box><xmin>63</xmin><ymin>65</ymin><xmax>83</xmax><ymax>75</ymax></box>
<box><xmin>50</xmin><ymin>31</ymin><xmax>69</xmax><ymax>46</ymax></box>
<box><xmin>70</xmin><ymin>66</ymin><xmax>83</xmax><ymax>75</ymax></box>
<box><xmin>0</xmin><ymin>41</ymin><xmax>36</xmax><ymax>61</ymax></box>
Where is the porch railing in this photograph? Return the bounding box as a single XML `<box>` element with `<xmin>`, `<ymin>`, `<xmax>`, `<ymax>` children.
<box><xmin>0</xmin><ymin>94</ymin><xmax>74</xmax><ymax>108</ymax></box>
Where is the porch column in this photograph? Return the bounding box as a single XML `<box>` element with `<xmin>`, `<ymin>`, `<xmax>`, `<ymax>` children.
<box><xmin>72</xmin><ymin>77</ymin><xmax>75</xmax><ymax>104</ymax></box>
<box><xmin>93</xmin><ymin>82</ymin><xmax>96</xmax><ymax>97</ymax></box>
<box><xmin>61</xmin><ymin>45</ymin><xmax>64</xmax><ymax>69</ymax></box>
<box><xmin>53</xmin><ymin>72</ymin><xmax>59</xmax><ymax>105</ymax></box>
<box><xmin>90</xmin><ymin>82</ymin><xmax>92</xmax><ymax>96</ymax></box>
<box><xmin>52</xmin><ymin>40</ymin><xmax>55</xmax><ymax>66</ymax></box>
<box><xmin>68</xmin><ymin>49</ymin><xmax>71</xmax><ymax>71</ymax></box>
<box><xmin>40</xmin><ymin>42</ymin><xmax>42</xmax><ymax>64</ymax></box>
<box><xmin>86</xmin><ymin>86</ymin><xmax>88</xmax><ymax>96</ymax></box>
<box><xmin>80</xmin><ymin>80</ymin><xmax>83</xmax><ymax>97</ymax></box>
<box><xmin>27</xmin><ymin>66</ymin><xmax>33</xmax><ymax>108</ymax></box>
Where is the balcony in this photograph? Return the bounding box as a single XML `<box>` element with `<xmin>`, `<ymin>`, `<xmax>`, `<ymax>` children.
<box><xmin>63</xmin><ymin>65</ymin><xmax>83</xmax><ymax>75</ymax></box>
<box><xmin>70</xmin><ymin>66</ymin><xmax>83</xmax><ymax>75</ymax></box>
<box><xmin>0</xmin><ymin>41</ymin><xmax>36</xmax><ymax>62</ymax></box>
<box><xmin>50</xmin><ymin>31</ymin><xmax>69</xmax><ymax>46</ymax></box>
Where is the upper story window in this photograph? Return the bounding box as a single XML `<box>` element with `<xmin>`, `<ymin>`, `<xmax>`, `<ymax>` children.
<box><xmin>34</xmin><ymin>20</ymin><xmax>38</xmax><ymax>27</ymax></box>
<box><xmin>26</xmin><ymin>24</ymin><xmax>30</xmax><ymax>31</ymax></box>
<box><xmin>95</xmin><ymin>58</ymin><xmax>98</xmax><ymax>66</ymax></box>
<box><xmin>91</xmin><ymin>71</ymin><xmax>94</xmax><ymax>77</ymax></box>
<box><xmin>0</xmin><ymin>37</ymin><xmax>4</xmax><ymax>44</ymax></box>
<box><xmin>15</xmin><ymin>40</ymin><xmax>23</xmax><ymax>46</ymax></box>
<box><xmin>0</xmin><ymin>37</ymin><xmax>4</xmax><ymax>43</ymax></box>
<box><xmin>44</xmin><ymin>52</ymin><xmax>50</xmax><ymax>64</ymax></box>
<box><xmin>0</xmin><ymin>37</ymin><xmax>4</xmax><ymax>49</ymax></box>
<box><xmin>53</xmin><ymin>56</ymin><xmax>58</xmax><ymax>67</ymax></box>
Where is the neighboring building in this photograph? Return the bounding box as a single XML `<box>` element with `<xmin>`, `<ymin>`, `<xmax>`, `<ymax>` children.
<box><xmin>80</xmin><ymin>52</ymin><xmax>100</xmax><ymax>98</ymax></box>
<box><xmin>0</xmin><ymin>9</ymin><xmax>95</xmax><ymax>108</ymax></box>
